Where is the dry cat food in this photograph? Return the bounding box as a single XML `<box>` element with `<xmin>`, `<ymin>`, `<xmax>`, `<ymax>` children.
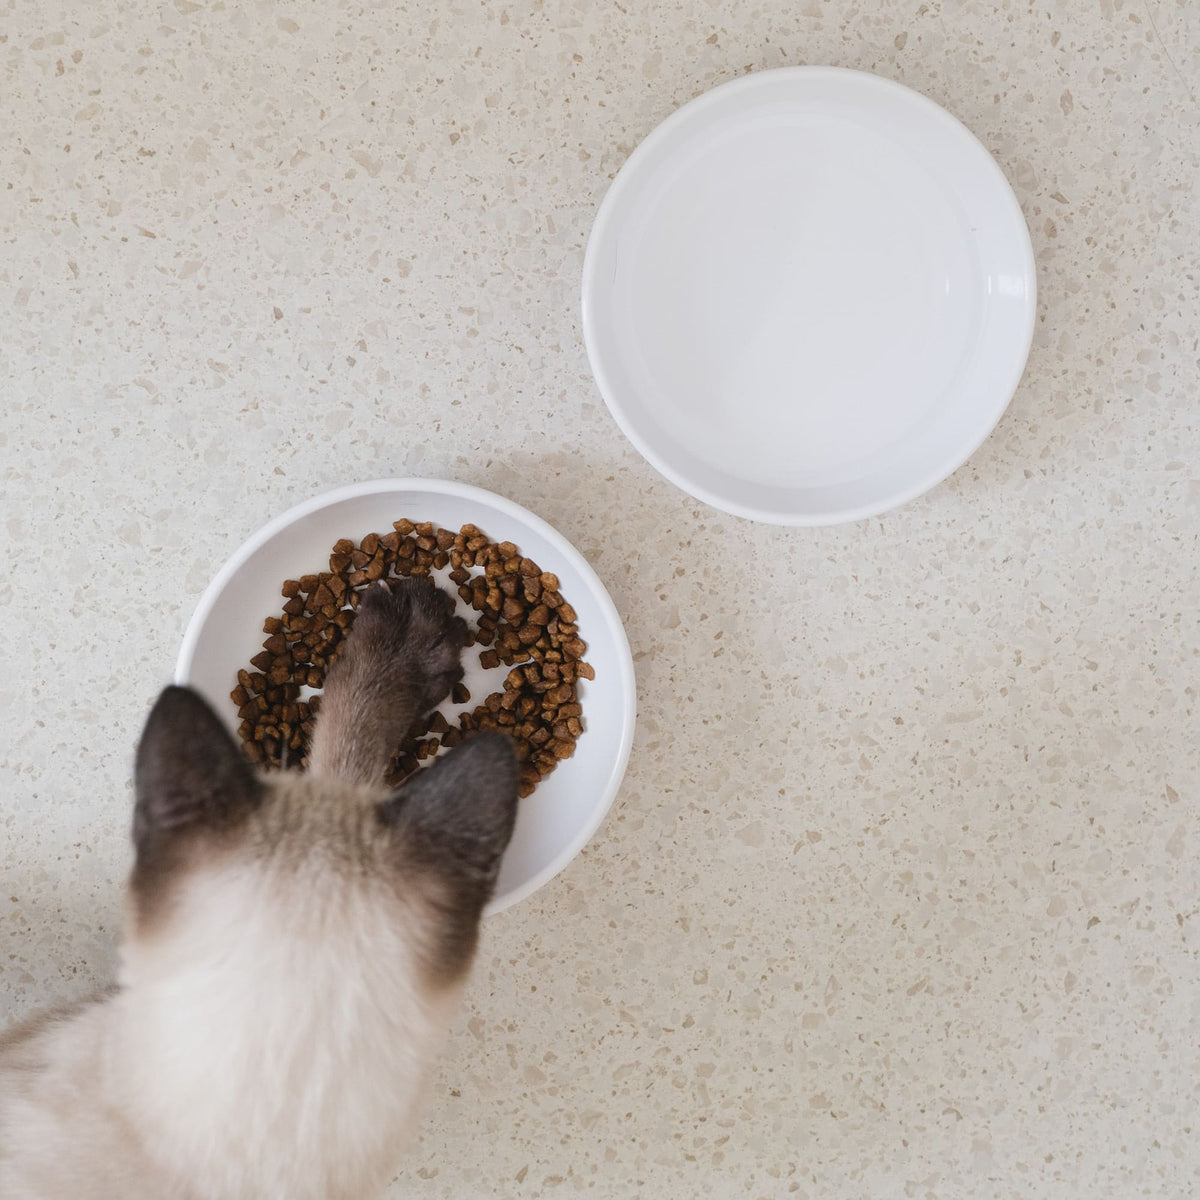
<box><xmin>230</xmin><ymin>521</ymin><xmax>593</xmax><ymax>798</ymax></box>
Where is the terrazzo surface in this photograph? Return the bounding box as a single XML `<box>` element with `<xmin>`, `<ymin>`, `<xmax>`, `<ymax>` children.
<box><xmin>2</xmin><ymin>0</ymin><xmax>1198</xmax><ymax>1196</ymax></box>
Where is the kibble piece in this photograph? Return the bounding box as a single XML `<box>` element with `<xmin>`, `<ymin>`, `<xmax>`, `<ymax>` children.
<box><xmin>451</xmin><ymin>682</ymin><xmax>470</xmax><ymax>705</ymax></box>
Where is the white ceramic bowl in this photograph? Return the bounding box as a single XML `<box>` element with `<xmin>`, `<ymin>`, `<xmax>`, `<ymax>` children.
<box><xmin>582</xmin><ymin>66</ymin><xmax>1037</xmax><ymax>525</ymax></box>
<box><xmin>176</xmin><ymin>479</ymin><xmax>636</xmax><ymax>914</ymax></box>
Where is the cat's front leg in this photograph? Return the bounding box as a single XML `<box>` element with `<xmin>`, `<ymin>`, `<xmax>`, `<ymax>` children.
<box><xmin>307</xmin><ymin>577</ymin><xmax>466</xmax><ymax>785</ymax></box>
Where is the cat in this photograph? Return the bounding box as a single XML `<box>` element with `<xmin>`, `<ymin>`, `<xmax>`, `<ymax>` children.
<box><xmin>0</xmin><ymin>577</ymin><xmax>519</xmax><ymax>1200</ymax></box>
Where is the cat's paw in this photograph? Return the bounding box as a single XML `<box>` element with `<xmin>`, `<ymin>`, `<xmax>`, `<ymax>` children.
<box><xmin>351</xmin><ymin>578</ymin><xmax>467</xmax><ymax>711</ymax></box>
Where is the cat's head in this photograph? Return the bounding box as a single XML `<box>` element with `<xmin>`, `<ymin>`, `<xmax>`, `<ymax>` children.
<box><xmin>124</xmin><ymin>685</ymin><xmax>518</xmax><ymax>993</ymax></box>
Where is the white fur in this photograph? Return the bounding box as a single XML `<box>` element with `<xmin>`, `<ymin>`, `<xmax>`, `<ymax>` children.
<box><xmin>0</xmin><ymin>832</ymin><xmax>463</xmax><ymax>1199</ymax></box>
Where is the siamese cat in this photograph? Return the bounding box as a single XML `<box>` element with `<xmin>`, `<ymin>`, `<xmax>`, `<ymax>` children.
<box><xmin>0</xmin><ymin>577</ymin><xmax>519</xmax><ymax>1199</ymax></box>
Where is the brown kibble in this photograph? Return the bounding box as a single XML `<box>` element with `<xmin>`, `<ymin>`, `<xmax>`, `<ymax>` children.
<box><xmin>241</xmin><ymin>524</ymin><xmax>588</xmax><ymax>790</ymax></box>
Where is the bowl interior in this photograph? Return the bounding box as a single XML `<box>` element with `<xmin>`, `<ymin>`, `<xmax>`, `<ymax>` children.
<box><xmin>177</xmin><ymin>481</ymin><xmax>635</xmax><ymax>913</ymax></box>
<box><xmin>582</xmin><ymin>67</ymin><xmax>1036</xmax><ymax>524</ymax></box>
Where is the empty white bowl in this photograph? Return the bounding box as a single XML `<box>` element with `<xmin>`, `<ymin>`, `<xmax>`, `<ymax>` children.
<box><xmin>582</xmin><ymin>66</ymin><xmax>1037</xmax><ymax>525</ymax></box>
<box><xmin>176</xmin><ymin>479</ymin><xmax>636</xmax><ymax>914</ymax></box>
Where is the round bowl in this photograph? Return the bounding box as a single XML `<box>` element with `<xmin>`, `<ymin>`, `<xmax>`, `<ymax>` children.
<box><xmin>582</xmin><ymin>66</ymin><xmax>1037</xmax><ymax>525</ymax></box>
<box><xmin>176</xmin><ymin>479</ymin><xmax>636</xmax><ymax>914</ymax></box>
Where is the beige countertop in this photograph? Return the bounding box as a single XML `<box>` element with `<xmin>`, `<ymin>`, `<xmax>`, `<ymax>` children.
<box><xmin>2</xmin><ymin>1</ymin><xmax>1197</xmax><ymax>1196</ymax></box>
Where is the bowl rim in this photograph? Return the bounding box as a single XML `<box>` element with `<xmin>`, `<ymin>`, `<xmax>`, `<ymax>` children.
<box><xmin>580</xmin><ymin>65</ymin><xmax>1038</xmax><ymax>526</ymax></box>
<box><xmin>175</xmin><ymin>477</ymin><xmax>637</xmax><ymax>915</ymax></box>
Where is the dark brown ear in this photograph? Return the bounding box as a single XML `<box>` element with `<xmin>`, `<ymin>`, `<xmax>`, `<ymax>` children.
<box><xmin>380</xmin><ymin>732</ymin><xmax>519</xmax><ymax>887</ymax></box>
<box><xmin>134</xmin><ymin>686</ymin><xmax>262</xmax><ymax>854</ymax></box>
<box><xmin>380</xmin><ymin>732</ymin><xmax>519</xmax><ymax>983</ymax></box>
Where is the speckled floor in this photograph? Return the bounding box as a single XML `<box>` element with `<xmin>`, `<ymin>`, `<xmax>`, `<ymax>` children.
<box><xmin>2</xmin><ymin>1</ymin><xmax>1198</xmax><ymax>1196</ymax></box>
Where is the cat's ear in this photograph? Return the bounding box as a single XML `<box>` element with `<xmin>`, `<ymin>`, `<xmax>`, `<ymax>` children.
<box><xmin>379</xmin><ymin>732</ymin><xmax>519</xmax><ymax>886</ymax></box>
<box><xmin>134</xmin><ymin>685</ymin><xmax>262</xmax><ymax>853</ymax></box>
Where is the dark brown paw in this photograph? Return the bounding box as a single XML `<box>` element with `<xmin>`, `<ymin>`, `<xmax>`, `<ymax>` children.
<box><xmin>352</xmin><ymin>578</ymin><xmax>467</xmax><ymax>711</ymax></box>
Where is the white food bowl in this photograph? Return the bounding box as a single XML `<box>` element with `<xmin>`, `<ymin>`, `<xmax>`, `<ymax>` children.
<box><xmin>176</xmin><ymin>479</ymin><xmax>636</xmax><ymax>914</ymax></box>
<box><xmin>582</xmin><ymin>66</ymin><xmax>1037</xmax><ymax>525</ymax></box>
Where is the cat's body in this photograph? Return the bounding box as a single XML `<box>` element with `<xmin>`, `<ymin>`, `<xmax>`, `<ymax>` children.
<box><xmin>0</xmin><ymin>579</ymin><xmax>519</xmax><ymax>1200</ymax></box>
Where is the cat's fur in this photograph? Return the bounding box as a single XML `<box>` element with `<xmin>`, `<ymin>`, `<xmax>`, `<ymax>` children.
<box><xmin>0</xmin><ymin>578</ymin><xmax>519</xmax><ymax>1200</ymax></box>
